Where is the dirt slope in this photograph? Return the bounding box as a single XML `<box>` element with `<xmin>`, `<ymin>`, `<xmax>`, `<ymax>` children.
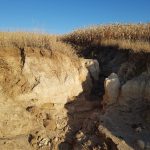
<box><xmin>0</xmin><ymin>24</ymin><xmax>150</xmax><ymax>150</ymax></box>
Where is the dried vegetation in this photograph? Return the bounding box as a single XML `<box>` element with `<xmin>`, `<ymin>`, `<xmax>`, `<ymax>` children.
<box><xmin>61</xmin><ymin>23</ymin><xmax>150</xmax><ymax>52</ymax></box>
<box><xmin>0</xmin><ymin>32</ymin><xmax>79</xmax><ymax>63</ymax></box>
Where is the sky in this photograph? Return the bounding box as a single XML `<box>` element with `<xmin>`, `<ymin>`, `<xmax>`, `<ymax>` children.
<box><xmin>0</xmin><ymin>0</ymin><xmax>149</xmax><ymax>34</ymax></box>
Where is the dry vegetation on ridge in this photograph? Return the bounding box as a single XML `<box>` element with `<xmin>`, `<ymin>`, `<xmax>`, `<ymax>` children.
<box><xmin>1</xmin><ymin>24</ymin><xmax>150</xmax><ymax>54</ymax></box>
<box><xmin>61</xmin><ymin>23</ymin><xmax>150</xmax><ymax>52</ymax></box>
<box><xmin>0</xmin><ymin>32</ymin><xmax>79</xmax><ymax>64</ymax></box>
<box><xmin>0</xmin><ymin>32</ymin><xmax>58</xmax><ymax>48</ymax></box>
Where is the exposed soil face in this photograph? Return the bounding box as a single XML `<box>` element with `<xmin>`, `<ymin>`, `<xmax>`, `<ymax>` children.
<box><xmin>75</xmin><ymin>45</ymin><xmax>150</xmax><ymax>150</ymax></box>
<box><xmin>0</xmin><ymin>43</ymin><xmax>150</xmax><ymax>150</ymax></box>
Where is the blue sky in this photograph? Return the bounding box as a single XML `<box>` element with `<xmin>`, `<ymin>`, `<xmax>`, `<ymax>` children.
<box><xmin>0</xmin><ymin>0</ymin><xmax>149</xmax><ymax>34</ymax></box>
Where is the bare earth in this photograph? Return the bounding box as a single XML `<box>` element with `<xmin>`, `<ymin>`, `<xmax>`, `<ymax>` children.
<box><xmin>0</xmin><ymin>27</ymin><xmax>150</xmax><ymax>150</ymax></box>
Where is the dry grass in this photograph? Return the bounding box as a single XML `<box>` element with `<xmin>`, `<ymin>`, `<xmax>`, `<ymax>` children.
<box><xmin>0</xmin><ymin>32</ymin><xmax>78</xmax><ymax>61</ymax></box>
<box><xmin>61</xmin><ymin>23</ymin><xmax>150</xmax><ymax>53</ymax></box>
<box><xmin>1</xmin><ymin>24</ymin><xmax>150</xmax><ymax>62</ymax></box>
<box><xmin>0</xmin><ymin>32</ymin><xmax>57</xmax><ymax>48</ymax></box>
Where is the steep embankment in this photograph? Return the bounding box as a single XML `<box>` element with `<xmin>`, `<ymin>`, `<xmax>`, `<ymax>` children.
<box><xmin>0</xmin><ymin>24</ymin><xmax>150</xmax><ymax>150</ymax></box>
<box><xmin>61</xmin><ymin>24</ymin><xmax>150</xmax><ymax>149</ymax></box>
<box><xmin>0</xmin><ymin>32</ymin><xmax>100</xmax><ymax>150</ymax></box>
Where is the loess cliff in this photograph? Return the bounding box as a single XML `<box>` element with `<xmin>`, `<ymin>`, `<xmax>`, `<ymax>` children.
<box><xmin>0</xmin><ymin>24</ymin><xmax>150</xmax><ymax>150</ymax></box>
